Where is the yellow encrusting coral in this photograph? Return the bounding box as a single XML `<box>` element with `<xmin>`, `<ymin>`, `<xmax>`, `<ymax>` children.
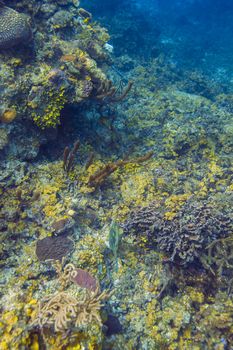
<box><xmin>32</xmin><ymin>87</ymin><xmax>67</xmax><ymax>129</ymax></box>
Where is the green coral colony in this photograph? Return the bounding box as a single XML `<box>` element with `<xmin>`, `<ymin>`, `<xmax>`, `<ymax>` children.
<box><xmin>0</xmin><ymin>1</ymin><xmax>233</xmax><ymax>350</ymax></box>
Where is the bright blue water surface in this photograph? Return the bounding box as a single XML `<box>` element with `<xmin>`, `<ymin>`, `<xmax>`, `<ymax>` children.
<box><xmin>84</xmin><ymin>0</ymin><xmax>233</xmax><ymax>85</ymax></box>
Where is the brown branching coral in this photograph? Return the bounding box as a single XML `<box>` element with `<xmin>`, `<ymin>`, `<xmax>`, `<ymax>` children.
<box><xmin>110</xmin><ymin>80</ymin><xmax>134</xmax><ymax>103</ymax></box>
<box><xmin>93</xmin><ymin>79</ymin><xmax>133</xmax><ymax>103</ymax></box>
<box><xmin>124</xmin><ymin>151</ymin><xmax>154</xmax><ymax>164</ymax></box>
<box><xmin>63</xmin><ymin>140</ymin><xmax>80</xmax><ymax>173</ymax></box>
<box><xmin>94</xmin><ymin>79</ymin><xmax>116</xmax><ymax>100</ymax></box>
<box><xmin>85</xmin><ymin>152</ymin><xmax>95</xmax><ymax>170</ymax></box>
<box><xmin>63</xmin><ymin>140</ymin><xmax>95</xmax><ymax>174</ymax></box>
<box><xmin>88</xmin><ymin>151</ymin><xmax>153</xmax><ymax>188</ymax></box>
<box><xmin>62</xmin><ymin>142</ymin><xmax>153</xmax><ymax>188</ymax></box>
<box><xmin>88</xmin><ymin>162</ymin><xmax>119</xmax><ymax>188</ymax></box>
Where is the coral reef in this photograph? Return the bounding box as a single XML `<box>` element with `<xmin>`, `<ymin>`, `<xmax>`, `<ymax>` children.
<box><xmin>1</xmin><ymin>2</ymin><xmax>233</xmax><ymax>348</ymax></box>
<box><xmin>0</xmin><ymin>0</ymin><xmax>115</xmax><ymax>161</ymax></box>
<box><xmin>30</xmin><ymin>258</ymin><xmax>111</xmax><ymax>349</ymax></box>
<box><xmin>88</xmin><ymin>151</ymin><xmax>153</xmax><ymax>188</ymax></box>
<box><xmin>203</xmin><ymin>236</ymin><xmax>233</xmax><ymax>278</ymax></box>
<box><xmin>124</xmin><ymin>196</ymin><xmax>233</xmax><ymax>266</ymax></box>
<box><xmin>124</xmin><ymin>201</ymin><xmax>160</xmax><ymax>243</ymax></box>
<box><xmin>0</xmin><ymin>108</ymin><xmax>17</xmax><ymax>123</ymax></box>
<box><xmin>156</xmin><ymin>198</ymin><xmax>232</xmax><ymax>266</ymax></box>
<box><xmin>33</xmin><ymin>288</ymin><xmax>108</xmax><ymax>333</ymax></box>
<box><xmin>33</xmin><ymin>291</ymin><xmax>79</xmax><ymax>333</ymax></box>
<box><xmin>63</xmin><ymin>140</ymin><xmax>80</xmax><ymax>173</ymax></box>
<box><xmin>93</xmin><ymin>79</ymin><xmax>133</xmax><ymax>103</ymax></box>
<box><xmin>36</xmin><ymin>236</ymin><xmax>75</xmax><ymax>262</ymax></box>
<box><xmin>0</xmin><ymin>4</ymin><xmax>32</xmax><ymax>49</ymax></box>
<box><xmin>54</xmin><ymin>260</ymin><xmax>99</xmax><ymax>292</ymax></box>
<box><xmin>72</xmin><ymin>268</ymin><xmax>99</xmax><ymax>292</ymax></box>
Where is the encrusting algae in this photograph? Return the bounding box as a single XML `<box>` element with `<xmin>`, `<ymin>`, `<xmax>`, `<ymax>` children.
<box><xmin>0</xmin><ymin>0</ymin><xmax>233</xmax><ymax>349</ymax></box>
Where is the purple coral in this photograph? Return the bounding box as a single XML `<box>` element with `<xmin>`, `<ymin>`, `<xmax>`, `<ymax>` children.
<box><xmin>71</xmin><ymin>268</ymin><xmax>98</xmax><ymax>292</ymax></box>
<box><xmin>124</xmin><ymin>196</ymin><xmax>233</xmax><ymax>266</ymax></box>
<box><xmin>36</xmin><ymin>236</ymin><xmax>74</xmax><ymax>262</ymax></box>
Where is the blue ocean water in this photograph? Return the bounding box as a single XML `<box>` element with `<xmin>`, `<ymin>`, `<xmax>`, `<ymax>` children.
<box><xmin>84</xmin><ymin>0</ymin><xmax>233</xmax><ymax>85</ymax></box>
<box><xmin>0</xmin><ymin>0</ymin><xmax>233</xmax><ymax>349</ymax></box>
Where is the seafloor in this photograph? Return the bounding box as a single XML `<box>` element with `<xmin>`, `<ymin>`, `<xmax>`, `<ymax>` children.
<box><xmin>0</xmin><ymin>1</ymin><xmax>233</xmax><ymax>349</ymax></box>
